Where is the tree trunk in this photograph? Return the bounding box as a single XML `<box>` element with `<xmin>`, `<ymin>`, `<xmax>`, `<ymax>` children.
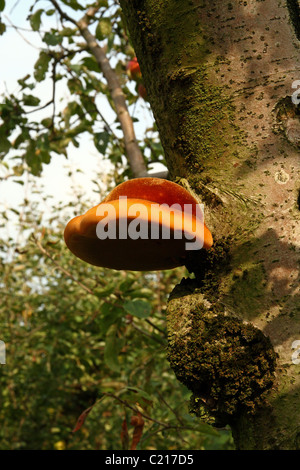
<box><xmin>120</xmin><ymin>0</ymin><xmax>300</xmax><ymax>449</ymax></box>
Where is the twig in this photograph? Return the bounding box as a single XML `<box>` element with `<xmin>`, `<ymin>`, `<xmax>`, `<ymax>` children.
<box><xmin>103</xmin><ymin>392</ymin><xmax>198</xmax><ymax>435</ymax></box>
<box><xmin>25</xmin><ymin>100</ymin><xmax>53</xmax><ymax>114</ymax></box>
<box><xmin>131</xmin><ymin>321</ymin><xmax>166</xmax><ymax>345</ymax></box>
<box><xmin>156</xmin><ymin>390</ymin><xmax>184</xmax><ymax>425</ymax></box>
<box><xmin>0</xmin><ymin>173</ymin><xmax>15</xmax><ymax>181</ymax></box>
<box><xmin>4</xmin><ymin>14</ymin><xmax>40</xmax><ymax>49</ymax></box>
<box><xmin>103</xmin><ymin>392</ymin><xmax>169</xmax><ymax>428</ymax></box>
<box><xmin>51</xmin><ymin>60</ymin><xmax>57</xmax><ymax>128</ymax></box>
<box><xmin>145</xmin><ymin>318</ymin><xmax>167</xmax><ymax>337</ymax></box>
<box><xmin>9</xmin><ymin>0</ymin><xmax>22</xmax><ymax>14</ymax></box>
<box><xmin>94</xmin><ymin>98</ymin><xmax>124</xmax><ymax>150</ymax></box>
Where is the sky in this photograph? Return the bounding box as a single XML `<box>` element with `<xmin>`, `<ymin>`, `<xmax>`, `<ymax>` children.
<box><xmin>0</xmin><ymin>1</ymin><xmax>159</xmax><ymax>240</ymax></box>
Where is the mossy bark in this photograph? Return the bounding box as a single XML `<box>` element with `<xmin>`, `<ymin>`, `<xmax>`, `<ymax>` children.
<box><xmin>120</xmin><ymin>0</ymin><xmax>300</xmax><ymax>449</ymax></box>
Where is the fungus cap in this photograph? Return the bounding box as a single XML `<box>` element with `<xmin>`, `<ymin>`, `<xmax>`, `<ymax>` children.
<box><xmin>64</xmin><ymin>178</ymin><xmax>213</xmax><ymax>271</ymax></box>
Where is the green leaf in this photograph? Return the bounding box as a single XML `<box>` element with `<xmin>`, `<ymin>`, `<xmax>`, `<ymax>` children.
<box><xmin>94</xmin><ymin>131</ymin><xmax>110</xmax><ymax>154</ymax></box>
<box><xmin>68</xmin><ymin>63</ymin><xmax>81</xmax><ymax>74</ymax></box>
<box><xmin>0</xmin><ymin>21</ymin><xmax>6</xmax><ymax>35</ymax></box>
<box><xmin>49</xmin><ymin>137</ymin><xmax>71</xmax><ymax>156</ymax></box>
<box><xmin>62</xmin><ymin>101</ymin><xmax>83</xmax><ymax>127</ymax></box>
<box><xmin>99</xmin><ymin>303</ymin><xmax>123</xmax><ymax>334</ymax></box>
<box><xmin>67</xmin><ymin>77</ymin><xmax>82</xmax><ymax>94</ymax></box>
<box><xmin>45</xmin><ymin>9</ymin><xmax>55</xmax><ymax>16</ymax></box>
<box><xmin>80</xmin><ymin>95</ymin><xmax>98</xmax><ymax>117</ymax></box>
<box><xmin>41</xmin><ymin>117</ymin><xmax>53</xmax><ymax>128</ymax></box>
<box><xmin>60</xmin><ymin>0</ymin><xmax>85</xmax><ymax>10</ymax></box>
<box><xmin>119</xmin><ymin>277</ymin><xmax>135</xmax><ymax>293</ymax></box>
<box><xmin>0</xmin><ymin>126</ymin><xmax>11</xmax><ymax>154</ymax></box>
<box><xmin>126</xmin><ymin>287</ymin><xmax>153</xmax><ymax>300</ymax></box>
<box><xmin>104</xmin><ymin>325</ymin><xmax>124</xmax><ymax>372</ymax></box>
<box><xmin>121</xmin><ymin>386</ymin><xmax>153</xmax><ymax>403</ymax></box>
<box><xmin>14</xmin><ymin>131</ymin><xmax>29</xmax><ymax>149</ymax></box>
<box><xmin>22</xmin><ymin>94</ymin><xmax>40</xmax><ymax>107</ymax></box>
<box><xmin>18</xmin><ymin>75</ymin><xmax>35</xmax><ymax>91</ymax></box>
<box><xmin>30</xmin><ymin>9</ymin><xmax>43</xmax><ymax>31</ymax></box>
<box><xmin>43</xmin><ymin>31</ymin><xmax>62</xmax><ymax>46</ymax></box>
<box><xmin>0</xmin><ymin>0</ymin><xmax>5</xmax><ymax>12</ymax></box>
<box><xmin>12</xmin><ymin>165</ymin><xmax>24</xmax><ymax>176</ymax></box>
<box><xmin>24</xmin><ymin>141</ymin><xmax>43</xmax><ymax>175</ymax></box>
<box><xmin>123</xmin><ymin>299</ymin><xmax>151</xmax><ymax>319</ymax></box>
<box><xmin>194</xmin><ymin>422</ymin><xmax>220</xmax><ymax>436</ymax></box>
<box><xmin>95</xmin><ymin>18</ymin><xmax>112</xmax><ymax>41</ymax></box>
<box><xmin>65</xmin><ymin>119</ymin><xmax>91</xmax><ymax>137</ymax></box>
<box><xmin>95</xmin><ymin>285</ymin><xmax>115</xmax><ymax>299</ymax></box>
<box><xmin>34</xmin><ymin>51</ymin><xmax>51</xmax><ymax>82</ymax></box>
<box><xmin>81</xmin><ymin>56</ymin><xmax>101</xmax><ymax>73</ymax></box>
<box><xmin>107</xmin><ymin>32</ymin><xmax>115</xmax><ymax>52</ymax></box>
<box><xmin>61</xmin><ymin>27</ymin><xmax>76</xmax><ymax>37</ymax></box>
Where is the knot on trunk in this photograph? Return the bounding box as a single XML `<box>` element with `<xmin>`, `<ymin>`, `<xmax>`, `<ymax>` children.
<box><xmin>166</xmin><ymin>280</ymin><xmax>277</xmax><ymax>427</ymax></box>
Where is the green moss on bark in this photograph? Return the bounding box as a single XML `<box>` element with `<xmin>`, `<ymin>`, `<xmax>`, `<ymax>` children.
<box><xmin>120</xmin><ymin>0</ymin><xmax>248</xmax><ymax>180</ymax></box>
<box><xmin>171</xmin><ymin>71</ymin><xmax>231</xmax><ymax>168</ymax></box>
<box><xmin>184</xmin><ymin>236</ymin><xmax>232</xmax><ymax>293</ymax></box>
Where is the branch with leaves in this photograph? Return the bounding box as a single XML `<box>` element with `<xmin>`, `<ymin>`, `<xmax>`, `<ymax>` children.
<box><xmin>1</xmin><ymin>1</ymin><xmax>167</xmax><ymax>177</ymax></box>
<box><xmin>49</xmin><ymin>0</ymin><xmax>147</xmax><ymax>178</ymax></box>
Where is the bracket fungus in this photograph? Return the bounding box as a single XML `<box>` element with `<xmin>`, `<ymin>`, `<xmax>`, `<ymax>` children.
<box><xmin>126</xmin><ymin>57</ymin><xmax>142</xmax><ymax>81</ymax></box>
<box><xmin>64</xmin><ymin>178</ymin><xmax>213</xmax><ymax>271</ymax></box>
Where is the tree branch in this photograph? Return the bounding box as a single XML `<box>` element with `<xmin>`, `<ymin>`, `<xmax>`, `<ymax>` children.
<box><xmin>33</xmin><ymin>235</ymin><xmax>95</xmax><ymax>297</ymax></box>
<box><xmin>49</xmin><ymin>0</ymin><xmax>148</xmax><ymax>178</ymax></box>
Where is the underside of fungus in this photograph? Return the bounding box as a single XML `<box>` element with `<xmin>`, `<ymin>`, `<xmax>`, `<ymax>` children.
<box><xmin>64</xmin><ymin>178</ymin><xmax>213</xmax><ymax>271</ymax></box>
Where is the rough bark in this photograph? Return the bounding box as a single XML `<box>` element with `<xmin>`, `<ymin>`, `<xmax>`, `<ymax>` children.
<box><xmin>120</xmin><ymin>0</ymin><xmax>300</xmax><ymax>450</ymax></box>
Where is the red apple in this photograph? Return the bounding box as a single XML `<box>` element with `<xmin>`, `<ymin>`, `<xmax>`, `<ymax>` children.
<box><xmin>126</xmin><ymin>57</ymin><xmax>142</xmax><ymax>80</ymax></box>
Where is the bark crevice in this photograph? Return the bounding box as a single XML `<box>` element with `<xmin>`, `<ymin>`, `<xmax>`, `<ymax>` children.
<box><xmin>286</xmin><ymin>0</ymin><xmax>300</xmax><ymax>41</ymax></box>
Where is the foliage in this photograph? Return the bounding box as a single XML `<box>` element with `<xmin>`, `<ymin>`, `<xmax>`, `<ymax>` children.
<box><xmin>0</xmin><ymin>0</ymin><xmax>165</xmax><ymax>178</ymax></box>
<box><xmin>0</xmin><ymin>181</ymin><xmax>233</xmax><ymax>450</ymax></box>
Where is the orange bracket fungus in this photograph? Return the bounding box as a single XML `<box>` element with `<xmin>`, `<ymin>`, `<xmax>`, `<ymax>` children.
<box><xmin>64</xmin><ymin>178</ymin><xmax>213</xmax><ymax>271</ymax></box>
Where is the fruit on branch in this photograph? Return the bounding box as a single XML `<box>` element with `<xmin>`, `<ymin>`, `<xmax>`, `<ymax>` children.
<box><xmin>126</xmin><ymin>57</ymin><xmax>142</xmax><ymax>81</ymax></box>
<box><xmin>126</xmin><ymin>57</ymin><xmax>147</xmax><ymax>100</ymax></box>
